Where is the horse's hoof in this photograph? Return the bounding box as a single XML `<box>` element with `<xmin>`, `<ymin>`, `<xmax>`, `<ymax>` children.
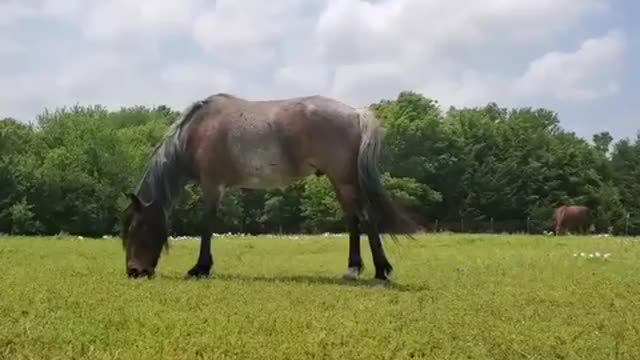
<box><xmin>185</xmin><ymin>273</ymin><xmax>210</xmax><ymax>280</ymax></box>
<box><xmin>184</xmin><ymin>272</ymin><xmax>211</xmax><ymax>280</ymax></box>
<box><xmin>374</xmin><ymin>264</ymin><xmax>393</xmax><ymax>282</ymax></box>
<box><xmin>373</xmin><ymin>278</ymin><xmax>392</xmax><ymax>287</ymax></box>
<box><xmin>373</xmin><ymin>271</ymin><xmax>393</xmax><ymax>284</ymax></box>
<box><xmin>342</xmin><ymin>267</ymin><xmax>361</xmax><ymax>281</ymax></box>
<box><xmin>185</xmin><ymin>265</ymin><xmax>212</xmax><ymax>280</ymax></box>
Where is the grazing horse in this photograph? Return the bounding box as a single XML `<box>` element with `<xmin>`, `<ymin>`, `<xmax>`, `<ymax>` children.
<box><xmin>120</xmin><ymin>93</ymin><xmax>419</xmax><ymax>281</ymax></box>
<box><xmin>554</xmin><ymin>205</ymin><xmax>593</xmax><ymax>235</ymax></box>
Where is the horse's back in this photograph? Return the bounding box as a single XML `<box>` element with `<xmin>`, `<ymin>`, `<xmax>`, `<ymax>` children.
<box><xmin>205</xmin><ymin>93</ymin><xmax>357</xmax><ymax>121</ymax></box>
<box><xmin>187</xmin><ymin>94</ymin><xmax>361</xmax><ymax>189</ymax></box>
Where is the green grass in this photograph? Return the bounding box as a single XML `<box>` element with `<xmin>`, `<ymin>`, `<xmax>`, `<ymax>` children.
<box><xmin>1</xmin><ymin>233</ymin><xmax>639</xmax><ymax>360</ymax></box>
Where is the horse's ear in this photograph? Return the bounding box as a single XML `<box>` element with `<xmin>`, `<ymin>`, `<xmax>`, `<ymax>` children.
<box><xmin>127</xmin><ymin>193</ymin><xmax>144</xmax><ymax>211</ymax></box>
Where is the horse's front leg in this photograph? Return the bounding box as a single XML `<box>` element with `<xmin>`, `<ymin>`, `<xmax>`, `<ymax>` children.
<box><xmin>186</xmin><ymin>193</ymin><xmax>220</xmax><ymax>279</ymax></box>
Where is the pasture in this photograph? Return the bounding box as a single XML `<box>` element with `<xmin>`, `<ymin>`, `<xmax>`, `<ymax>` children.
<box><xmin>1</xmin><ymin>233</ymin><xmax>639</xmax><ymax>359</ymax></box>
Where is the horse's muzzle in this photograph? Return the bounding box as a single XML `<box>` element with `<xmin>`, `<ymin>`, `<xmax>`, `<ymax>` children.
<box><xmin>126</xmin><ymin>266</ymin><xmax>155</xmax><ymax>279</ymax></box>
<box><xmin>127</xmin><ymin>261</ymin><xmax>155</xmax><ymax>279</ymax></box>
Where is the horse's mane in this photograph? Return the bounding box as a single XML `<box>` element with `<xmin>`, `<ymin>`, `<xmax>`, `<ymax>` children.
<box><xmin>133</xmin><ymin>100</ymin><xmax>208</xmax><ymax>213</ymax></box>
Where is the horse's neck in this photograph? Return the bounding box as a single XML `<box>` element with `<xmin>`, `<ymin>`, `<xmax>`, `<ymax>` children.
<box><xmin>135</xmin><ymin>153</ymin><xmax>190</xmax><ymax>216</ymax></box>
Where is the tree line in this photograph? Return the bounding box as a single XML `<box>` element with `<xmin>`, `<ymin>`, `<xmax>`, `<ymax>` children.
<box><xmin>1</xmin><ymin>91</ymin><xmax>639</xmax><ymax>237</ymax></box>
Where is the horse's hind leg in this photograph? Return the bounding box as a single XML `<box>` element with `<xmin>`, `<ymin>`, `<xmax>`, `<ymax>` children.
<box><xmin>186</xmin><ymin>186</ymin><xmax>222</xmax><ymax>279</ymax></box>
<box><xmin>363</xmin><ymin>218</ymin><xmax>393</xmax><ymax>281</ymax></box>
<box><xmin>331</xmin><ymin>182</ymin><xmax>364</xmax><ymax>280</ymax></box>
<box><xmin>332</xmin><ymin>180</ymin><xmax>392</xmax><ymax>281</ymax></box>
<box><xmin>343</xmin><ymin>215</ymin><xmax>363</xmax><ymax>280</ymax></box>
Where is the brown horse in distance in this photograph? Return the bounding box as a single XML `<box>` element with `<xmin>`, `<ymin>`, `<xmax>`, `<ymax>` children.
<box><xmin>554</xmin><ymin>205</ymin><xmax>593</xmax><ymax>235</ymax></box>
<box><xmin>121</xmin><ymin>93</ymin><xmax>419</xmax><ymax>282</ymax></box>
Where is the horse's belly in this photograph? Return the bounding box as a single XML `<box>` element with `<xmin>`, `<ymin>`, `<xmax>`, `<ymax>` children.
<box><xmin>230</xmin><ymin>140</ymin><xmax>307</xmax><ymax>189</ymax></box>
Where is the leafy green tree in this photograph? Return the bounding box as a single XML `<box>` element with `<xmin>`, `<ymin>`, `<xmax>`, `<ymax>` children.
<box><xmin>0</xmin><ymin>118</ymin><xmax>39</xmax><ymax>232</ymax></box>
<box><xmin>610</xmin><ymin>135</ymin><xmax>640</xmax><ymax>234</ymax></box>
<box><xmin>593</xmin><ymin>131</ymin><xmax>613</xmax><ymax>156</ymax></box>
<box><xmin>300</xmin><ymin>176</ymin><xmax>344</xmax><ymax>233</ymax></box>
<box><xmin>7</xmin><ymin>197</ymin><xmax>43</xmax><ymax>235</ymax></box>
<box><xmin>0</xmin><ymin>92</ymin><xmax>637</xmax><ymax>236</ymax></box>
<box><xmin>259</xmin><ymin>184</ymin><xmax>305</xmax><ymax>234</ymax></box>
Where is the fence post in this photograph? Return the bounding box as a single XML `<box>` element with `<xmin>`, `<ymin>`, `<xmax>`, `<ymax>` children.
<box><xmin>490</xmin><ymin>217</ymin><xmax>494</xmax><ymax>233</ymax></box>
<box><xmin>625</xmin><ymin>212</ymin><xmax>630</xmax><ymax>236</ymax></box>
<box><xmin>526</xmin><ymin>217</ymin><xmax>531</xmax><ymax>234</ymax></box>
<box><xmin>434</xmin><ymin>219</ymin><xmax>439</xmax><ymax>233</ymax></box>
<box><xmin>460</xmin><ymin>218</ymin><xmax>464</xmax><ymax>233</ymax></box>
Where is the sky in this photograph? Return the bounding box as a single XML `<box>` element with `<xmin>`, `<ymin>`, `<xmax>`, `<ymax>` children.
<box><xmin>1</xmin><ymin>0</ymin><xmax>637</xmax><ymax>140</ymax></box>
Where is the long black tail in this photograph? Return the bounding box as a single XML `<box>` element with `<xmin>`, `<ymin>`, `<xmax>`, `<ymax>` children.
<box><xmin>356</xmin><ymin>107</ymin><xmax>421</xmax><ymax>238</ymax></box>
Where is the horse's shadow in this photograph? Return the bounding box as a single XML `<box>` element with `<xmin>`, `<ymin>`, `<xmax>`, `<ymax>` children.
<box><xmin>158</xmin><ymin>272</ymin><xmax>429</xmax><ymax>292</ymax></box>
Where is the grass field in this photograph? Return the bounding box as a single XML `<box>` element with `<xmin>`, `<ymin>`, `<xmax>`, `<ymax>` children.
<box><xmin>1</xmin><ymin>233</ymin><xmax>639</xmax><ymax>360</ymax></box>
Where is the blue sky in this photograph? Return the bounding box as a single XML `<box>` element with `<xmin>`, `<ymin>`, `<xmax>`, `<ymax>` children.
<box><xmin>0</xmin><ymin>0</ymin><xmax>637</xmax><ymax>141</ymax></box>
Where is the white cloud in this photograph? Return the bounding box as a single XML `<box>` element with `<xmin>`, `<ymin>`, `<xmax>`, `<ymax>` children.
<box><xmin>82</xmin><ymin>0</ymin><xmax>200</xmax><ymax>43</ymax></box>
<box><xmin>418</xmin><ymin>71</ymin><xmax>511</xmax><ymax>109</ymax></box>
<box><xmin>0</xmin><ymin>0</ymin><xmax>81</xmax><ymax>25</ymax></box>
<box><xmin>160</xmin><ymin>63</ymin><xmax>235</xmax><ymax>106</ymax></box>
<box><xmin>514</xmin><ymin>30</ymin><xmax>625</xmax><ymax>101</ymax></box>
<box><xmin>330</xmin><ymin>62</ymin><xmax>409</xmax><ymax>106</ymax></box>
<box><xmin>0</xmin><ymin>50</ymin><xmax>153</xmax><ymax>115</ymax></box>
<box><xmin>0</xmin><ymin>0</ymin><xmax>629</xmax><ymax>135</ymax></box>
<box><xmin>274</xmin><ymin>63</ymin><xmax>331</xmax><ymax>95</ymax></box>
<box><xmin>315</xmin><ymin>0</ymin><xmax>608</xmax><ymax>63</ymax></box>
<box><xmin>0</xmin><ymin>36</ymin><xmax>23</xmax><ymax>55</ymax></box>
<box><xmin>192</xmin><ymin>0</ymin><xmax>311</xmax><ymax>67</ymax></box>
<box><xmin>311</xmin><ymin>0</ymin><xmax>614</xmax><ymax>106</ymax></box>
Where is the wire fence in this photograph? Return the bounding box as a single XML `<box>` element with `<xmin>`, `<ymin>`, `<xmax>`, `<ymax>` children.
<box><xmin>2</xmin><ymin>213</ymin><xmax>637</xmax><ymax>238</ymax></box>
<box><xmin>419</xmin><ymin>215</ymin><xmax>638</xmax><ymax>236</ymax></box>
<box><xmin>424</xmin><ymin>218</ymin><xmax>535</xmax><ymax>234</ymax></box>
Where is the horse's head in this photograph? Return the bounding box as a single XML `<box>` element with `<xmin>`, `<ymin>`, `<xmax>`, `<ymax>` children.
<box><xmin>120</xmin><ymin>193</ymin><xmax>168</xmax><ymax>279</ymax></box>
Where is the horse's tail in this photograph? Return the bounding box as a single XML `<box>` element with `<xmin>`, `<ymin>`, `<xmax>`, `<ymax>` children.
<box><xmin>355</xmin><ymin>107</ymin><xmax>420</xmax><ymax>238</ymax></box>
